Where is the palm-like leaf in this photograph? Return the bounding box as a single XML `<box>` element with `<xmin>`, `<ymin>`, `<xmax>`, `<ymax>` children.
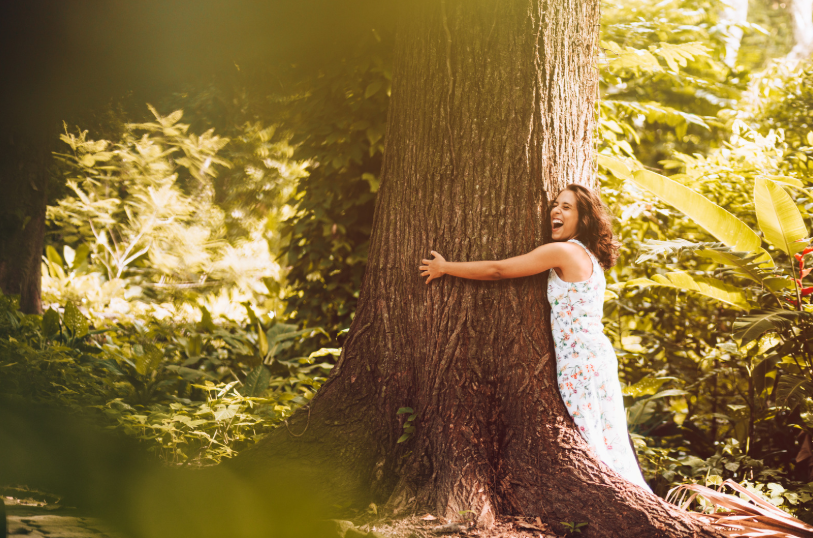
<box><xmin>667</xmin><ymin>479</ymin><xmax>813</xmax><ymax>538</ymax></box>
<box><xmin>625</xmin><ymin>272</ymin><xmax>753</xmax><ymax>310</ymax></box>
<box><xmin>754</xmin><ymin>177</ymin><xmax>809</xmax><ymax>257</ymax></box>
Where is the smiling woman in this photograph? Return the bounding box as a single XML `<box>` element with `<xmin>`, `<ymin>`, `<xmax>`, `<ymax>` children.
<box><xmin>419</xmin><ymin>184</ymin><xmax>651</xmax><ymax>491</ymax></box>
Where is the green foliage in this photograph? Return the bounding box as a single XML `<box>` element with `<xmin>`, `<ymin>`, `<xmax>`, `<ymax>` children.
<box><xmin>560</xmin><ymin>521</ymin><xmax>589</xmax><ymax>534</ymax></box>
<box><xmin>396</xmin><ymin>407</ymin><xmax>417</xmax><ymax>444</ymax></box>
<box><xmin>279</xmin><ymin>37</ymin><xmax>390</xmax><ymax>339</ymax></box>
<box><xmin>49</xmin><ymin>106</ymin><xmax>304</xmax><ymax>309</ymax></box>
<box><xmin>0</xmin><ymin>291</ymin><xmax>333</xmax><ymax>465</ymax></box>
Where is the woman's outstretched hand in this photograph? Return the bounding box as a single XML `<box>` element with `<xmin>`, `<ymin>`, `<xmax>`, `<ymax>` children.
<box><xmin>420</xmin><ymin>251</ymin><xmax>446</xmax><ymax>284</ymax></box>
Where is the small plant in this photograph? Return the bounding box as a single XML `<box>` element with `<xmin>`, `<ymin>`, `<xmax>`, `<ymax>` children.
<box><xmin>561</xmin><ymin>521</ymin><xmax>589</xmax><ymax>534</ymax></box>
<box><xmin>397</xmin><ymin>407</ymin><xmax>417</xmax><ymax>443</ymax></box>
<box><xmin>458</xmin><ymin>509</ymin><xmax>475</xmax><ymax>526</ymax></box>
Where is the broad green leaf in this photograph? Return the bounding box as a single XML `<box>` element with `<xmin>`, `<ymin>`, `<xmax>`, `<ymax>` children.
<box><xmin>63</xmin><ymin>301</ymin><xmax>89</xmax><ymax>338</ymax></box>
<box><xmin>622</xmin><ymin>376</ymin><xmax>677</xmax><ymax>397</ymax></box>
<box><xmin>257</xmin><ymin>322</ymin><xmax>269</xmax><ymax>357</ymax></box>
<box><xmin>397</xmin><ymin>433</ymin><xmax>412</xmax><ymax>443</ymax></box>
<box><xmin>397</xmin><ymin>407</ymin><xmax>414</xmax><ymax>415</ymax></box>
<box><xmin>624</xmin><ymin>272</ymin><xmax>752</xmax><ymax>310</ymax></box>
<box><xmin>198</xmin><ymin>307</ymin><xmax>216</xmax><ymax>332</ymax></box>
<box><xmin>777</xmin><ymin>375</ymin><xmax>813</xmax><ymax>407</ymax></box>
<box><xmin>243</xmin><ymin>365</ymin><xmax>271</xmax><ymax>397</ymax></box>
<box><xmin>307</xmin><ymin>347</ymin><xmax>342</xmax><ymax>361</ymax></box>
<box><xmin>185</xmin><ymin>335</ymin><xmax>202</xmax><ymax>358</ymax></box>
<box><xmin>754</xmin><ymin>177</ymin><xmax>809</xmax><ymax>256</ymax></box>
<box><xmin>764</xmin><ymin>175</ymin><xmax>804</xmax><ymax>189</ymax></box>
<box><xmin>42</xmin><ymin>308</ymin><xmax>60</xmax><ymax>338</ymax></box>
<box><xmin>365</xmin><ymin>80</ymin><xmax>382</xmax><ymax>98</ymax></box>
<box><xmin>62</xmin><ymin>245</ymin><xmax>76</xmax><ymax>268</ymax></box>
<box><xmin>631</xmin><ymin>170</ymin><xmax>764</xmax><ymax>257</ymax></box>
<box><xmin>597</xmin><ymin>154</ymin><xmax>632</xmax><ymax>181</ymax></box>
<box><xmin>732</xmin><ymin>309</ymin><xmax>803</xmax><ymax>345</ymax></box>
<box><xmin>46</xmin><ymin>245</ymin><xmax>63</xmax><ymax>268</ymax></box>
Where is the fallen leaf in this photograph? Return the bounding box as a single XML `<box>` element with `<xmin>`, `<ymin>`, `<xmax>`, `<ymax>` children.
<box><xmin>421</xmin><ymin>514</ymin><xmax>438</xmax><ymax>521</ymax></box>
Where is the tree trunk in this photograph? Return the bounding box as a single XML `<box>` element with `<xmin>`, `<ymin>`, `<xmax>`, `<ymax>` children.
<box><xmin>720</xmin><ymin>0</ymin><xmax>749</xmax><ymax>68</ymax></box>
<box><xmin>788</xmin><ymin>0</ymin><xmax>813</xmax><ymax>61</ymax></box>
<box><xmin>0</xmin><ymin>136</ymin><xmax>49</xmax><ymax>315</ymax></box>
<box><xmin>237</xmin><ymin>1</ymin><xmax>724</xmax><ymax>536</ymax></box>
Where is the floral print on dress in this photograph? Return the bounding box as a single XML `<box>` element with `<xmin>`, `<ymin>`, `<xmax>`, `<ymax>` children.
<box><xmin>548</xmin><ymin>239</ymin><xmax>651</xmax><ymax>491</ymax></box>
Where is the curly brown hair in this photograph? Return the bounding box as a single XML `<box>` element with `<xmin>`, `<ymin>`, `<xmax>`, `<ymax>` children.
<box><xmin>553</xmin><ymin>184</ymin><xmax>620</xmax><ymax>269</ymax></box>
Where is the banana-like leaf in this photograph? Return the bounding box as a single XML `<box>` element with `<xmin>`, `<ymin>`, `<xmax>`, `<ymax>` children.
<box><xmin>732</xmin><ymin>309</ymin><xmax>808</xmax><ymax>345</ymax></box>
<box><xmin>597</xmin><ymin>154</ymin><xmax>632</xmax><ymax>181</ymax></box>
<box><xmin>631</xmin><ymin>170</ymin><xmax>767</xmax><ymax>259</ymax></box>
<box><xmin>624</xmin><ymin>271</ymin><xmax>752</xmax><ymax>310</ymax></box>
<box><xmin>697</xmin><ymin>249</ymin><xmax>786</xmax><ymax>291</ymax></box>
<box><xmin>764</xmin><ymin>174</ymin><xmax>804</xmax><ymax>188</ymax></box>
<box><xmin>777</xmin><ymin>375</ymin><xmax>813</xmax><ymax>407</ymax></box>
<box><xmin>754</xmin><ymin>177</ymin><xmax>809</xmax><ymax>256</ymax></box>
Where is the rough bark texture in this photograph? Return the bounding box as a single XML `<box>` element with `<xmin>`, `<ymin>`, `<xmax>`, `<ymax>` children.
<box><xmin>0</xmin><ymin>136</ymin><xmax>49</xmax><ymax>314</ymax></box>
<box><xmin>237</xmin><ymin>1</ymin><xmax>725</xmax><ymax>536</ymax></box>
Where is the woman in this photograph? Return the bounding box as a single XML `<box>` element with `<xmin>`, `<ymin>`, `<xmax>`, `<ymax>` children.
<box><xmin>418</xmin><ymin>184</ymin><xmax>650</xmax><ymax>490</ymax></box>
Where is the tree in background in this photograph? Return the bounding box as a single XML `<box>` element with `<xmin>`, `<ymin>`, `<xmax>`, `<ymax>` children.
<box><xmin>0</xmin><ymin>136</ymin><xmax>51</xmax><ymax>314</ymax></box>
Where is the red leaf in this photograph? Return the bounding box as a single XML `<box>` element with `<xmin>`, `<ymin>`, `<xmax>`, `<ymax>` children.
<box><xmin>802</xmin><ymin>268</ymin><xmax>812</xmax><ymax>279</ymax></box>
<box><xmin>802</xmin><ymin>286</ymin><xmax>813</xmax><ymax>297</ymax></box>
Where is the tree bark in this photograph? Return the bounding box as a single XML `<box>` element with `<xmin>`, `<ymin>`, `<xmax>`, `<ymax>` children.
<box><xmin>237</xmin><ymin>1</ymin><xmax>725</xmax><ymax>536</ymax></box>
<box><xmin>0</xmin><ymin>136</ymin><xmax>50</xmax><ymax>315</ymax></box>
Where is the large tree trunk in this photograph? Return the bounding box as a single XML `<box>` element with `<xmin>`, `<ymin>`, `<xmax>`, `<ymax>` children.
<box><xmin>237</xmin><ymin>1</ymin><xmax>724</xmax><ymax>536</ymax></box>
<box><xmin>0</xmin><ymin>136</ymin><xmax>49</xmax><ymax>315</ymax></box>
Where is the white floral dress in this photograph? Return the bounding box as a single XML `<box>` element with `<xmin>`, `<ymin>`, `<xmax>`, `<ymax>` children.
<box><xmin>547</xmin><ymin>239</ymin><xmax>650</xmax><ymax>491</ymax></box>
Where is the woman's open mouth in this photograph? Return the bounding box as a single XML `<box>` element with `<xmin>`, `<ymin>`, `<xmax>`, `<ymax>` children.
<box><xmin>552</xmin><ymin>218</ymin><xmax>563</xmax><ymax>230</ymax></box>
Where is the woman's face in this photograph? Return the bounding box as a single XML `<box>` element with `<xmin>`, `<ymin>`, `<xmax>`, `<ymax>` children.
<box><xmin>550</xmin><ymin>189</ymin><xmax>579</xmax><ymax>241</ymax></box>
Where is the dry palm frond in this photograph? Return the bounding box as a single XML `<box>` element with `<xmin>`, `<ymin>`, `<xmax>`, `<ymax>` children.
<box><xmin>667</xmin><ymin>479</ymin><xmax>813</xmax><ymax>537</ymax></box>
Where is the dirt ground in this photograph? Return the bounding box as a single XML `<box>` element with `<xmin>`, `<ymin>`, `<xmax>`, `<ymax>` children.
<box><xmin>2</xmin><ymin>489</ymin><xmax>568</xmax><ymax>538</ymax></box>
<box><xmin>343</xmin><ymin>513</ymin><xmax>566</xmax><ymax>538</ymax></box>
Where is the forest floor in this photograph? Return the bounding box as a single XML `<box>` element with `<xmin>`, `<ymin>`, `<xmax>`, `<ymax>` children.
<box><xmin>339</xmin><ymin>513</ymin><xmax>566</xmax><ymax>538</ymax></box>
<box><xmin>3</xmin><ymin>498</ymin><xmax>124</xmax><ymax>538</ymax></box>
<box><xmin>3</xmin><ymin>492</ymin><xmax>566</xmax><ymax>538</ymax></box>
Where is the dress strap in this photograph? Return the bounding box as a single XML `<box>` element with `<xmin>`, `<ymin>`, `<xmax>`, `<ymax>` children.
<box><xmin>567</xmin><ymin>239</ymin><xmax>598</xmax><ymax>265</ymax></box>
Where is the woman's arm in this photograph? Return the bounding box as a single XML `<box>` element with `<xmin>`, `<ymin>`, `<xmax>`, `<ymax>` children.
<box><xmin>420</xmin><ymin>243</ymin><xmax>573</xmax><ymax>284</ymax></box>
